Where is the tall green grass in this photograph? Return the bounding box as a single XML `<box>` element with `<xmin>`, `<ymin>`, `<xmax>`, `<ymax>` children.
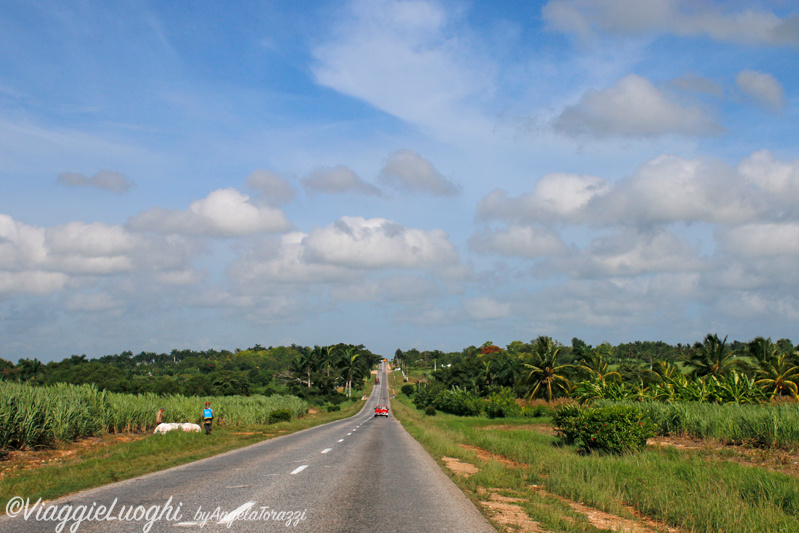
<box><xmin>0</xmin><ymin>381</ymin><xmax>308</xmax><ymax>450</ymax></box>
<box><xmin>597</xmin><ymin>400</ymin><xmax>799</xmax><ymax>447</ymax></box>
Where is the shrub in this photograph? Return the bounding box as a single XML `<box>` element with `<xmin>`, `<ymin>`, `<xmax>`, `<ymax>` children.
<box><xmin>401</xmin><ymin>384</ymin><xmax>415</xmax><ymax>397</ymax></box>
<box><xmin>267</xmin><ymin>408</ymin><xmax>292</xmax><ymax>424</ymax></box>
<box><xmin>424</xmin><ymin>405</ymin><xmax>436</xmax><ymax>416</ymax></box>
<box><xmin>433</xmin><ymin>388</ymin><xmax>483</xmax><ymax>416</ymax></box>
<box><xmin>326</xmin><ymin>404</ymin><xmax>341</xmax><ymax>412</ymax></box>
<box><xmin>413</xmin><ymin>382</ymin><xmax>444</xmax><ymax>410</ymax></box>
<box><xmin>485</xmin><ymin>388</ymin><xmax>521</xmax><ymax>418</ymax></box>
<box><xmin>555</xmin><ymin>404</ymin><xmax>655</xmax><ymax>454</ymax></box>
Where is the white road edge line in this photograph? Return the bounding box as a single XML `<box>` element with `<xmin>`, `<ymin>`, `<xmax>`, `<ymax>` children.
<box><xmin>321</xmin><ymin>448</ymin><xmax>332</xmax><ymax>454</ymax></box>
<box><xmin>291</xmin><ymin>465</ymin><xmax>309</xmax><ymax>475</ymax></box>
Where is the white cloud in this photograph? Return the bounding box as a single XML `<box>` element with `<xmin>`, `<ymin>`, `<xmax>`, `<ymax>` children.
<box><xmin>302</xmin><ymin>165</ymin><xmax>382</xmax><ymax>196</ymax></box>
<box><xmin>0</xmin><ymin>215</ymin><xmax>48</xmax><ymax>271</ymax></box>
<box><xmin>312</xmin><ymin>0</ymin><xmax>494</xmax><ymax>138</ymax></box>
<box><xmin>553</xmin><ymin>74</ymin><xmax>722</xmax><ymax>139</ymax></box>
<box><xmin>0</xmin><ymin>271</ymin><xmax>69</xmax><ymax>295</ymax></box>
<box><xmin>463</xmin><ymin>296</ymin><xmax>512</xmax><ymax>320</ymax></box>
<box><xmin>556</xmin><ymin>228</ymin><xmax>703</xmax><ymax>278</ymax></box>
<box><xmin>470</xmin><ymin>225</ymin><xmax>567</xmax><ymax>258</ymax></box>
<box><xmin>329</xmin><ymin>275</ymin><xmax>440</xmax><ymax>303</ymax></box>
<box><xmin>592</xmin><ymin>154</ymin><xmax>756</xmax><ymax>225</ymax></box>
<box><xmin>128</xmin><ymin>188</ymin><xmax>293</xmax><ymax>237</ymax></box>
<box><xmin>720</xmin><ymin>223</ymin><xmax>799</xmax><ymax>258</ymax></box>
<box><xmin>229</xmin><ymin>232</ymin><xmax>358</xmax><ymax>286</ymax></box>
<box><xmin>245</xmin><ymin>169</ymin><xmax>296</xmax><ymax>205</ymax></box>
<box><xmin>303</xmin><ymin>216</ymin><xmax>459</xmax><ymax>269</ymax></box>
<box><xmin>543</xmin><ymin>0</ymin><xmax>799</xmax><ymax>46</ymax></box>
<box><xmin>738</xmin><ymin>150</ymin><xmax>799</xmax><ymax>204</ymax></box>
<box><xmin>379</xmin><ymin>149</ymin><xmax>459</xmax><ymax>196</ymax></box>
<box><xmin>57</xmin><ymin>170</ymin><xmax>134</xmax><ymax>193</ymax></box>
<box><xmin>736</xmin><ymin>70</ymin><xmax>785</xmax><ymax>110</ymax></box>
<box><xmin>477</xmin><ymin>173</ymin><xmax>610</xmax><ymax>223</ymax></box>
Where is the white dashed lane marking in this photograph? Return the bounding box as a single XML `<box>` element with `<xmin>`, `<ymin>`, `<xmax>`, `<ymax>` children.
<box><xmin>291</xmin><ymin>465</ymin><xmax>309</xmax><ymax>475</ymax></box>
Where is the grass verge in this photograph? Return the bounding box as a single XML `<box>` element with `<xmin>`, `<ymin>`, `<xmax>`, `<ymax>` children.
<box><xmin>0</xmin><ymin>396</ymin><xmax>369</xmax><ymax>514</ymax></box>
<box><xmin>389</xmin><ymin>373</ymin><xmax>799</xmax><ymax>533</ymax></box>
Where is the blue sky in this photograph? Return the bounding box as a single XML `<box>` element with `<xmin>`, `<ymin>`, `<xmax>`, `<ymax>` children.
<box><xmin>1</xmin><ymin>0</ymin><xmax>798</xmax><ymax>362</ymax></box>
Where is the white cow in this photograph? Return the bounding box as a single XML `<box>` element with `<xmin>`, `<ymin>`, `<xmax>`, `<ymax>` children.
<box><xmin>153</xmin><ymin>422</ymin><xmax>202</xmax><ymax>434</ymax></box>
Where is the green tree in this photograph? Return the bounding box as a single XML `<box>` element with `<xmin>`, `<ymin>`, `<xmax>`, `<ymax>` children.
<box><xmin>517</xmin><ymin>336</ymin><xmax>573</xmax><ymax>401</ymax></box>
<box><xmin>755</xmin><ymin>353</ymin><xmax>799</xmax><ymax>400</ymax></box>
<box><xmin>577</xmin><ymin>344</ymin><xmax>621</xmax><ymax>384</ymax></box>
<box><xmin>686</xmin><ymin>334</ymin><xmax>744</xmax><ymax>378</ymax></box>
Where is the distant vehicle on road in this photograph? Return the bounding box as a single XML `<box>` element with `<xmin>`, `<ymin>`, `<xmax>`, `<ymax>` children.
<box><xmin>374</xmin><ymin>405</ymin><xmax>389</xmax><ymax>417</ymax></box>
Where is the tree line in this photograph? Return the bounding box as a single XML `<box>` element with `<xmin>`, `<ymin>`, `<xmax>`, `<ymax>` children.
<box><xmin>396</xmin><ymin>334</ymin><xmax>799</xmax><ymax>404</ymax></box>
<box><xmin>0</xmin><ymin>343</ymin><xmax>382</xmax><ymax>402</ymax></box>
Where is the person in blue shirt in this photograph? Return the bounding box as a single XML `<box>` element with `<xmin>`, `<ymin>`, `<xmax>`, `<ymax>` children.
<box><xmin>202</xmin><ymin>402</ymin><xmax>214</xmax><ymax>434</ymax></box>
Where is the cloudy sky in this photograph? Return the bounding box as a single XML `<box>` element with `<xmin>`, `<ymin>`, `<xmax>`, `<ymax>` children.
<box><xmin>1</xmin><ymin>0</ymin><xmax>798</xmax><ymax>362</ymax></box>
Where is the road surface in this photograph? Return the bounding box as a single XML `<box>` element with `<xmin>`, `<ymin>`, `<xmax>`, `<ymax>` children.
<box><xmin>2</xmin><ymin>362</ymin><xmax>496</xmax><ymax>532</ymax></box>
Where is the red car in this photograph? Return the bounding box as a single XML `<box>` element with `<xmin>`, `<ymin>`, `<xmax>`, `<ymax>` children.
<box><xmin>374</xmin><ymin>405</ymin><xmax>389</xmax><ymax>417</ymax></box>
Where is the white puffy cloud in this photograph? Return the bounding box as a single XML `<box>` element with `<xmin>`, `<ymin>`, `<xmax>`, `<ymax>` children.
<box><xmin>0</xmin><ymin>212</ymin><xmax>208</xmax><ymax>297</ymax></box>
<box><xmin>543</xmin><ymin>0</ymin><xmax>799</xmax><ymax>46</ymax></box>
<box><xmin>556</xmin><ymin>228</ymin><xmax>703</xmax><ymax>278</ymax></box>
<box><xmin>469</xmin><ymin>225</ymin><xmax>568</xmax><ymax>258</ymax></box>
<box><xmin>720</xmin><ymin>223</ymin><xmax>799</xmax><ymax>258</ymax></box>
<box><xmin>476</xmin><ymin>151</ymin><xmax>799</xmax><ymax>230</ymax></box>
<box><xmin>303</xmin><ymin>216</ymin><xmax>459</xmax><ymax>269</ymax></box>
<box><xmin>738</xmin><ymin>150</ymin><xmax>799</xmax><ymax>205</ymax></box>
<box><xmin>553</xmin><ymin>74</ymin><xmax>722</xmax><ymax>139</ymax></box>
<box><xmin>57</xmin><ymin>170</ymin><xmax>133</xmax><ymax>193</ymax></box>
<box><xmin>44</xmin><ymin>222</ymin><xmax>140</xmax><ymax>274</ymax></box>
<box><xmin>736</xmin><ymin>70</ymin><xmax>785</xmax><ymax>110</ymax></box>
<box><xmin>477</xmin><ymin>173</ymin><xmax>609</xmax><ymax>223</ymax></box>
<box><xmin>229</xmin><ymin>232</ymin><xmax>358</xmax><ymax>286</ymax></box>
<box><xmin>245</xmin><ymin>169</ymin><xmax>295</xmax><ymax>205</ymax></box>
<box><xmin>0</xmin><ymin>215</ymin><xmax>48</xmax><ymax>271</ymax></box>
<box><xmin>128</xmin><ymin>188</ymin><xmax>292</xmax><ymax>237</ymax></box>
<box><xmin>592</xmin><ymin>154</ymin><xmax>756</xmax><ymax>225</ymax></box>
<box><xmin>379</xmin><ymin>149</ymin><xmax>459</xmax><ymax>196</ymax></box>
<box><xmin>302</xmin><ymin>165</ymin><xmax>382</xmax><ymax>196</ymax></box>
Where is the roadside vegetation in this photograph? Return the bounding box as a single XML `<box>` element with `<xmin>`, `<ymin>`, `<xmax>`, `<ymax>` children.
<box><xmin>391</xmin><ymin>333</ymin><xmax>799</xmax><ymax>532</ymax></box>
<box><xmin>0</xmin><ymin>383</ymin><xmax>373</xmax><ymax>514</ymax></box>
<box><xmin>0</xmin><ymin>342</ymin><xmax>380</xmax><ymax>453</ymax></box>
<box><xmin>390</xmin><ymin>371</ymin><xmax>799</xmax><ymax>533</ymax></box>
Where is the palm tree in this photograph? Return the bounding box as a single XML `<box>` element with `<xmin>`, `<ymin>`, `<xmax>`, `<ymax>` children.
<box><xmin>577</xmin><ymin>346</ymin><xmax>621</xmax><ymax>384</ymax></box>
<box><xmin>338</xmin><ymin>346</ymin><xmax>363</xmax><ymax>398</ymax></box>
<box><xmin>517</xmin><ymin>336</ymin><xmax>573</xmax><ymax>402</ymax></box>
<box><xmin>290</xmin><ymin>347</ymin><xmax>314</xmax><ymax>388</ymax></box>
<box><xmin>686</xmin><ymin>334</ymin><xmax>743</xmax><ymax>378</ymax></box>
<box><xmin>755</xmin><ymin>353</ymin><xmax>799</xmax><ymax>400</ymax></box>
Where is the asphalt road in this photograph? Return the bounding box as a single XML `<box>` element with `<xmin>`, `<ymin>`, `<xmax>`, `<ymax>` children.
<box><xmin>2</xmin><ymin>362</ymin><xmax>496</xmax><ymax>533</ymax></box>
